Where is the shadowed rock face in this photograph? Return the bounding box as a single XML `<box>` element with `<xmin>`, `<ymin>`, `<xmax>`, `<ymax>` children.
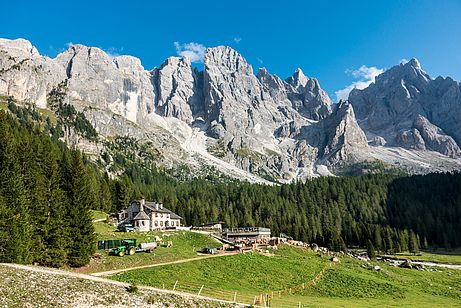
<box><xmin>348</xmin><ymin>58</ymin><xmax>461</xmax><ymax>157</ymax></box>
<box><xmin>0</xmin><ymin>38</ymin><xmax>460</xmax><ymax>181</ymax></box>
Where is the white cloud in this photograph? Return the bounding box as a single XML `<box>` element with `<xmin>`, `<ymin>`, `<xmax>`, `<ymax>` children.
<box><xmin>399</xmin><ymin>58</ymin><xmax>409</xmax><ymax>65</ymax></box>
<box><xmin>174</xmin><ymin>41</ymin><xmax>206</xmax><ymax>63</ymax></box>
<box><xmin>104</xmin><ymin>46</ymin><xmax>124</xmax><ymax>57</ymax></box>
<box><xmin>335</xmin><ymin>65</ymin><xmax>384</xmax><ymax>102</ymax></box>
<box><xmin>256</xmin><ymin>57</ymin><xmax>263</xmax><ymax>64</ymax></box>
<box><xmin>233</xmin><ymin>37</ymin><xmax>242</xmax><ymax>44</ymax></box>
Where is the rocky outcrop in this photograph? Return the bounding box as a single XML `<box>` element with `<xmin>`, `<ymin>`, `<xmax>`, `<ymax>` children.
<box><xmin>413</xmin><ymin>115</ymin><xmax>460</xmax><ymax>157</ymax></box>
<box><xmin>396</xmin><ymin>129</ymin><xmax>426</xmax><ymax>150</ymax></box>
<box><xmin>55</xmin><ymin>44</ymin><xmax>154</xmax><ymax>123</ymax></box>
<box><xmin>349</xmin><ymin>58</ymin><xmax>461</xmax><ymax>157</ymax></box>
<box><xmin>151</xmin><ymin>57</ymin><xmax>203</xmax><ymax>124</ymax></box>
<box><xmin>302</xmin><ymin>101</ymin><xmax>368</xmax><ymax>165</ymax></box>
<box><xmin>285</xmin><ymin>68</ymin><xmax>332</xmax><ymax>120</ymax></box>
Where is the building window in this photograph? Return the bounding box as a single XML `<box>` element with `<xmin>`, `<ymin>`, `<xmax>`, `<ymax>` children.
<box><xmin>160</xmin><ymin>221</ymin><xmax>163</xmax><ymax>227</ymax></box>
<box><xmin>155</xmin><ymin>213</ymin><xmax>158</xmax><ymax>217</ymax></box>
<box><xmin>176</xmin><ymin>221</ymin><xmax>179</xmax><ymax>227</ymax></box>
<box><xmin>141</xmin><ymin>221</ymin><xmax>145</xmax><ymax>226</ymax></box>
<box><xmin>154</xmin><ymin>221</ymin><xmax>158</xmax><ymax>227</ymax></box>
<box><xmin>160</xmin><ymin>214</ymin><xmax>163</xmax><ymax>218</ymax></box>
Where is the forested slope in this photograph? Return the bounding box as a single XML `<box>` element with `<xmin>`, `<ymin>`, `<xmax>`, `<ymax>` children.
<box><xmin>0</xmin><ymin>103</ymin><xmax>459</xmax><ymax>268</ymax></box>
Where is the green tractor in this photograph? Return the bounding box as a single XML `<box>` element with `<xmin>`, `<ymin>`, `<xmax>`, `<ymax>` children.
<box><xmin>111</xmin><ymin>239</ymin><xmax>137</xmax><ymax>257</ymax></box>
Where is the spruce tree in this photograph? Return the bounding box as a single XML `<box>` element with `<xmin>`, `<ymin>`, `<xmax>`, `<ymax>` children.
<box><xmin>367</xmin><ymin>240</ymin><xmax>376</xmax><ymax>260</ymax></box>
<box><xmin>64</xmin><ymin>150</ymin><xmax>96</xmax><ymax>267</ymax></box>
<box><xmin>0</xmin><ymin>117</ymin><xmax>33</xmax><ymax>263</ymax></box>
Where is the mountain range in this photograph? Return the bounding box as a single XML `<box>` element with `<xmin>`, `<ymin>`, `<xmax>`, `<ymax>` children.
<box><xmin>0</xmin><ymin>38</ymin><xmax>460</xmax><ymax>183</ymax></box>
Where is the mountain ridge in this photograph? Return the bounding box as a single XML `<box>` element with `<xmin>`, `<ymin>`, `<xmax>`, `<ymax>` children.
<box><xmin>1</xmin><ymin>38</ymin><xmax>460</xmax><ymax>182</ymax></box>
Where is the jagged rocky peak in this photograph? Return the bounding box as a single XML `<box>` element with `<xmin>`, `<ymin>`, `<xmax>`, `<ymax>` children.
<box><xmin>348</xmin><ymin>56</ymin><xmax>461</xmax><ymax>161</ymax></box>
<box><xmin>310</xmin><ymin>101</ymin><xmax>368</xmax><ymax>165</ymax></box>
<box><xmin>204</xmin><ymin>45</ymin><xmax>253</xmax><ymax>75</ymax></box>
<box><xmin>202</xmin><ymin>45</ymin><xmax>268</xmax><ymax>138</ymax></box>
<box><xmin>52</xmin><ymin>43</ymin><xmax>154</xmax><ymax>124</ymax></box>
<box><xmin>151</xmin><ymin>56</ymin><xmax>203</xmax><ymax>124</ymax></box>
<box><xmin>284</xmin><ymin>68</ymin><xmax>332</xmax><ymax>121</ymax></box>
<box><xmin>286</xmin><ymin>68</ymin><xmax>309</xmax><ymax>90</ymax></box>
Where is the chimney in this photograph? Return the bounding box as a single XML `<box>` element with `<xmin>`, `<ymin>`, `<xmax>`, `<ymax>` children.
<box><xmin>160</xmin><ymin>204</ymin><xmax>163</xmax><ymax>209</ymax></box>
<box><xmin>140</xmin><ymin>197</ymin><xmax>145</xmax><ymax>212</ymax></box>
<box><xmin>155</xmin><ymin>203</ymin><xmax>159</xmax><ymax>210</ymax></box>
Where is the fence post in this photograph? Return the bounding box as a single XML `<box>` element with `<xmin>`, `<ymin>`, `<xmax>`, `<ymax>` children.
<box><xmin>173</xmin><ymin>280</ymin><xmax>178</xmax><ymax>291</ymax></box>
<box><xmin>233</xmin><ymin>291</ymin><xmax>237</xmax><ymax>302</ymax></box>
<box><xmin>198</xmin><ymin>285</ymin><xmax>204</xmax><ymax>296</ymax></box>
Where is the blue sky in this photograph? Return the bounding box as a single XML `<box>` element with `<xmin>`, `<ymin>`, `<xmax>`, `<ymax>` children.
<box><xmin>2</xmin><ymin>0</ymin><xmax>460</xmax><ymax>101</ymax></box>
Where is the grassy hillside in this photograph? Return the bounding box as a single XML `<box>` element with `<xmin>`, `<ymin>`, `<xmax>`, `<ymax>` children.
<box><xmin>110</xmin><ymin>246</ymin><xmax>461</xmax><ymax>307</ymax></box>
<box><xmin>111</xmin><ymin>246</ymin><xmax>329</xmax><ymax>303</ymax></box>
<box><xmin>78</xmin><ymin>221</ymin><xmax>221</xmax><ymax>273</ymax></box>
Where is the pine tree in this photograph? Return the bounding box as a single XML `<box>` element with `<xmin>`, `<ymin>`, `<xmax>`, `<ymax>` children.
<box><xmin>366</xmin><ymin>240</ymin><xmax>376</xmax><ymax>260</ymax></box>
<box><xmin>41</xmin><ymin>151</ymin><xmax>69</xmax><ymax>267</ymax></box>
<box><xmin>64</xmin><ymin>150</ymin><xmax>96</xmax><ymax>267</ymax></box>
<box><xmin>0</xmin><ymin>117</ymin><xmax>33</xmax><ymax>263</ymax></box>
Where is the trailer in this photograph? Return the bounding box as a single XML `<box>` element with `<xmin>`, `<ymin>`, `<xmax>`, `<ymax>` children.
<box><xmin>136</xmin><ymin>241</ymin><xmax>157</xmax><ymax>253</ymax></box>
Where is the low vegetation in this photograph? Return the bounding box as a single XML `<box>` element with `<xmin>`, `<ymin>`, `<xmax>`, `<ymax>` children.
<box><xmin>78</xmin><ymin>222</ymin><xmax>221</xmax><ymax>273</ymax></box>
<box><xmin>110</xmin><ymin>246</ymin><xmax>461</xmax><ymax>307</ymax></box>
<box><xmin>111</xmin><ymin>246</ymin><xmax>328</xmax><ymax>303</ymax></box>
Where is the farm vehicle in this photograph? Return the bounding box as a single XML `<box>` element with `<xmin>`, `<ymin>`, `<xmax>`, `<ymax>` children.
<box><xmin>108</xmin><ymin>240</ymin><xmax>158</xmax><ymax>256</ymax></box>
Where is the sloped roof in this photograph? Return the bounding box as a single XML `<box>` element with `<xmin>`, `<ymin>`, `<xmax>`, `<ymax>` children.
<box><xmin>143</xmin><ymin>201</ymin><xmax>183</xmax><ymax>219</ymax></box>
<box><xmin>133</xmin><ymin>211</ymin><xmax>149</xmax><ymax>220</ymax></box>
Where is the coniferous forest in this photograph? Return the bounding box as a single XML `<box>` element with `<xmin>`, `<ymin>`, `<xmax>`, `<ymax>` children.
<box><xmin>0</xmin><ymin>103</ymin><xmax>460</xmax><ymax>267</ymax></box>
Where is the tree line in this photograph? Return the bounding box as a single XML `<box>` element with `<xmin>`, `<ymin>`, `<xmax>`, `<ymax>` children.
<box><xmin>0</xmin><ymin>108</ymin><xmax>96</xmax><ymax>267</ymax></box>
<box><xmin>0</xmin><ymin>103</ymin><xmax>460</xmax><ymax>268</ymax></box>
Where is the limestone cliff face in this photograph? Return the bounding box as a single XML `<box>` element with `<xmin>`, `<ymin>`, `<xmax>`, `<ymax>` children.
<box><xmin>349</xmin><ymin>58</ymin><xmax>461</xmax><ymax>157</ymax></box>
<box><xmin>54</xmin><ymin>44</ymin><xmax>154</xmax><ymax>123</ymax></box>
<box><xmin>151</xmin><ymin>56</ymin><xmax>203</xmax><ymax>124</ymax></box>
<box><xmin>0</xmin><ymin>38</ymin><xmax>460</xmax><ymax>182</ymax></box>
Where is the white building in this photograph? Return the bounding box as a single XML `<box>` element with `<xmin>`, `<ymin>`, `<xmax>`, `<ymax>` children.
<box><xmin>118</xmin><ymin>198</ymin><xmax>182</xmax><ymax>232</ymax></box>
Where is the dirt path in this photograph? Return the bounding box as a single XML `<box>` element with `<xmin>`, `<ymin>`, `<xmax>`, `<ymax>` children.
<box><xmin>0</xmin><ymin>263</ymin><xmax>243</xmax><ymax>306</ymax></box>
<box><xmin>91</xmin><ymin>251</ymin><xmax>239</xmax><ymax>277</ymax></box>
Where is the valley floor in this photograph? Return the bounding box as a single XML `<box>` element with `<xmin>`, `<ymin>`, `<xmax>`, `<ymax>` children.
<box><xmin>109</xmin><ymin>245</ymin><xmax>461</xmax><ymax>307</ymax></box>
<box><xmin>4</xmin><ymin>220</ymin><xmax>459</xmax><ymax>307</ymax></box>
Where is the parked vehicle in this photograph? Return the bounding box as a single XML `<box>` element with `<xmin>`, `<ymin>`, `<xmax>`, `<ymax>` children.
<box><xmin>111</xmin><ymin>239</ymin><xmax>137</xmax><ymax>257</ymax></box>
<box><xmin>201</xmin><ymin>247</ymin><xmax>219</xmax><ymax>255</ymax></box>
<box><xmin>117</xmin><ymin>223</ymin><xmax>135</xmax><ymax>232</ymax></box>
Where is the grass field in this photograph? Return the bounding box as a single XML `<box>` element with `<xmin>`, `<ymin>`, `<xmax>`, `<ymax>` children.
<box><xmin>110</xmin><ymin>247</ymin><xmax>329</xmax><ymax>303</ymax></box>
<box><xmin>37</xmin><ymin>107</ymin><xmax>58</xmax><ymax>124</ymax></box>
<box><xmin>79</xmin><ymin>220</ymin><xmax>221</xmax><ymax>273</ymax></box>
<box><xmin>110</xmin><ymin>246</ymin><xmax>461</xmax><ymax>307</ymax></box>
<box><xmin>383</xmin><ymin>250</ymin><xmax>461</xmax><ymax>265</ymax></box>
<box><xmin>91</xmin><ymin>210</ymin><xmax>109</xmax><ymax>221</ymax></box>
